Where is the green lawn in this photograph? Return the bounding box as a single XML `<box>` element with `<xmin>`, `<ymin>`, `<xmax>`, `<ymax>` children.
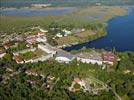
<box><xmin>0</xmin><ymin>6</ymin><xmax>127</xmax><ymax>33</ymax></box>
<box><xmin>20</xmin><ymin>49</ymin><xmax>47</xmax><ymax>60</ymax></box>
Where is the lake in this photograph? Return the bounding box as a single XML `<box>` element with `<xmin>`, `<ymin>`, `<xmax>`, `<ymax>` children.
<box><xmin>0</xmin><ymin>8</ymin><xmax>74</xmax><ymax>16</ymax></box>
<box><xmin>64</xmin><ymin>7</ymin><xmax>134</xmax><ymax>52</ymax></box>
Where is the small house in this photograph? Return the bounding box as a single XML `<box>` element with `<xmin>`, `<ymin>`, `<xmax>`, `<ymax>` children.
<box><xmin>3</xmin><ymin>41</ymin><xmax>18</xmax><ymax>49</ymax></box>
<box><xmin>13</xmin><ymin>55</ymin><xmax>24</xmax><ymax>64</ymax></box>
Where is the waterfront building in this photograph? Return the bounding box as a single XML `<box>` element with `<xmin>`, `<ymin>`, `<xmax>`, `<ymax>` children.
<box><xmin>55</xmin><ymin>50</ymin><xmax>75</xmax><ymax>63</ymax></box>
<box><xmin>75</xmin><ymin>51</ymin><xmax>103</xmax><ymax>65</ymax></box>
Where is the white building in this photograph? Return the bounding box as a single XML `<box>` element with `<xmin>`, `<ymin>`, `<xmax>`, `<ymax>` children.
<box><xmin>13</xmin><ymin>48</ymin><xmax>36</xmax><ymax>56</ymax></box>
<box><xmin>39</xmin><ymin>28</ymin><xmax>48</xmax><ymax>33</ymax></box>
<box><xmin>62</xmin><ymin>29</ymin><xmax>72</xmax><ymax>36</ymax></box>
<box><xmin>0</xmin><ymin>52</ymin><xmax>6</xmax><ymax>59</ymax></box>
<box><xmin>13</xmin><ymin>55</ymin><xmax>24</xmax><ymax>64</ymax></box>
<box><xmin>75</xmin><ymin>51</ymin><xmax>103</xmax><ymax>65</ymax></box>
<box><xmin>55</xmin><ymin>50</ymin><xmax>75</xmax><ymax>63</ymax></box>
<box><xmin>36</xmin><ymin>36</ymin><xmax>47</xmax><ymax>43</ymax></box>
<box><xmin>38</xmin><ymin>44</ymin><xmax>56</xmax><ymax>54</ymax></box>
<box><xmin>56</xmin><ymin>33</ymin><xmax>63</xmax><ymax>38</ymax></box>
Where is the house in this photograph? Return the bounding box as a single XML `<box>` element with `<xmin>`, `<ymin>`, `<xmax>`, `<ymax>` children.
<box><xmin>102</xmin><ymin>52</ymin><xmax>117</xmax><ymax>65</ymax></box>
<box><xmin>62</xmin><ymin>29</ymin><xmax>72</xmax><ymax>36</ymax></box>
<box><xmin>26</xmin><ymin>33</ymin><xmax>46</xmax><ymax>44</ymax></box>
<box><xmin>26</xmin><ymin>43</ymin><xmax>33</xmax><ymax>48</ymax></box>
<box><xmin>38</xmin><ymin>44</ymin><xmax>56</xmax><ymax>54</ymax></box>
<box><xmin>55</xmin><ymin>29</ymin><xmax>71</xmax><ymax>38</ymax></box>
<box><xmin>71</xmin><ymin>28</ymin><xmax>85</xmax><ymax>34</ymax></box>
<box><xmin>56</xmin><ymin>33</ymin><xmax>63</xmax><ymax>38</ymax></box>
<box><xmin>0</xmin><ymin>46</ymin><xmax>6</xmax><ymax>59</ymax></box>
<box><xmin>25</xmin><ymin>70</ymin><xmax>38</xmax><ymax>76</ymax></box>
<box><xmin>37</xmin><ymin>32</ymin><xmax>45</xmax><ymax>37</ymax></box>
<box><xmin>26</xmin><ymin>36</ymin><xmax>37</xmax><ymax>45</ymax></box>
<box><xmin>13</xmin><ymin>48</ymin><xmax>36</xmax><ymax>64</ymax></box>
<box><xmin>13</xmin><ymin>55</ymin><xmax>24</xmax><ymax>64</ymax></box>
<box><xmin>75</xmin><ymin>51</ymin><xmax>103</xmax><ymax>65</ymax></box>
<box><xmin>31</xmin><ymin>4</ymin><xmax>51</xmax><ymax>8</ymax></box>
<box><xmin>39</xmin><ymin>28</ymin><xmax>48</xmax><ymax>33</ymax></box>
<box><xmin>36</xmin><ymin>36</ymin><xmax>47</xmax><ymax>43</ymax></box>
<box><xmin>13</xmin><ymin>44</ymin><xmax>55</xmax><ymax>64</ymax></box>
<box><xmin>55</xmin><ymin>50</ymin><xmax>75</xmax><ymax>63</ymax></box>
<box><xmin>3</xmin><ymin>41</ymin><xmax>18</xmax><ymax>49</ymax></box>
<box><xmin>74</xmin><ymin>78</ymin><xmax>85</xmax><ymax>87</ymax></box>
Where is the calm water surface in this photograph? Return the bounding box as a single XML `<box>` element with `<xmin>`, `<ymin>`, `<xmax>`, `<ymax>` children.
<box><xmin>0</xmin><ymin>8</ymin><xmax>74</xmax><ymax>16</ymax></box>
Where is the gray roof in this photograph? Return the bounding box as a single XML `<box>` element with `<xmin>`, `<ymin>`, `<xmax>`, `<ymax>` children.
<box><xmin>56</xmin><ymin>50</ymin><xmax>74</xmax><ymax>60</ymax></box>
<box><xmin>75</xmin><ymin>51</ymin><xmax>102</xmax><ymax>61</ymax></box>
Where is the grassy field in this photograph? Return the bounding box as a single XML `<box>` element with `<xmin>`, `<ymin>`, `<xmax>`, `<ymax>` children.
<box><xmin>74</xmin><ymin>30</ymin><xmax>96</xmax><ymax>38</ymax></box>
<box><xmin>56</xmin><ymin>30</ymin><xmax>99</xmax><ymax>46</ymax></box>
<box><xmin>0</xmin><ymin>6</ymin><xmax>127</xmax><ymax>33</ymax></box>
<box><xmin>20</xmin><ymin>49</ymin><xmax>47</xmax><ymax>60</ymax></box>
<box><xmin>0</xmin><ymin>6</ymin><xmax>127</xmax><ymax>46</ymax></box>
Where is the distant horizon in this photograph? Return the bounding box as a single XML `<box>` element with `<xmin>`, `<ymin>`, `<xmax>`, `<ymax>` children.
<box><xmin>1</xmin><ymin>0</ymin><xmax>134</xmax><ymax>8</ymax></box>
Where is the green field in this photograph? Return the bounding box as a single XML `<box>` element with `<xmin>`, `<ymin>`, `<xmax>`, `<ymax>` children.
<box><xmin>56</xmin><ymin>30</ymin><xmax>106</xmax><ymax>46</ymax></box>
<box><xmin>20</xmin><ymin>49</ymin><xmax>47</xmax><ymax>60</ymax></box>
<box><xmin>0</xmin><ymin>6</ymin><xmax>127</xmax><ymax>34</ymax></box>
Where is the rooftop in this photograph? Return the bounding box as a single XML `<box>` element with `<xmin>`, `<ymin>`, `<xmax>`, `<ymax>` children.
<box><xmin>75</xmin><ymin>51</ymin><xmax>102</xmax><ymax>61</ymax></box>
<box><xmin>3</xmin><ymin>41</ymin><xmax>18</xmax><ymax>49</ymax></box>
<box><xmin>14</xmin><ymin>55</ymin><xmax>23</xmax><ymax>63</ymax></box>
<box><xmin>102</xmin><ymin>52</ymin><xmax>116</xmax><ymax>62</ymax></box>
<box><xmin>56</xmin><ymin>49</ymin><xmax>74</xmax><ymax>60</ymax></box>
<box><xmin>38</xmin><ymin>44</ymin><xmax>56</xmax><ymax>54</ymax></box>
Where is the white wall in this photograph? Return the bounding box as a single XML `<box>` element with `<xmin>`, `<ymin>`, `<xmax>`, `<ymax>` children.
<box><xmin>13</xmin><ymin>48</ymin><xmax>36</xmax><ymax>56</ymax></box>
<box><xmin>55</xmin><ymin>57</ymin><xmax>71</xmax><ymax>63</ymax></box>
<box><xmin>77</xmin><ymin>57</ymin><xmax>103</xmax><ymax>65</ymax></box>
<box><xmin>0</xmin><ymin>53</ymin><xmax>6</xmax><ymax>58</ymax></box>
<box><xmin>38</xmin><ymin>44</ymin><xmax>56</xmax><ymax>54</ymax></box>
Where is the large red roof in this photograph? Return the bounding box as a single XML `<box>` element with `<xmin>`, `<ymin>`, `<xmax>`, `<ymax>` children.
<box><xmin>102</xmin><ymin>52</ymin><xmax>116</xmax><ymax>62</ymax></box>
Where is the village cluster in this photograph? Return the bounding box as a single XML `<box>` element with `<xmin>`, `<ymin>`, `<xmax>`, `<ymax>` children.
<box><xmin>68</xmin><ymin>77</ymin><xmax>109</xmax><ymax>94</ymax></box>
<box><xmin>0</xmin><ymin>27</ymin><xmax>120</xmax><ymax>68</ymax></box>
<box><xmin>2</xmin><ymin>66</ymin><xmax>56</xmax><ymax>91</ymax></box>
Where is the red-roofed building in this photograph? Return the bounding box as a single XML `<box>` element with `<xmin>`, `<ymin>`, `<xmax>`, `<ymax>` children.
<box><xmin>26</xmin><ymin>32</ymin><xmax>46</xmax><ymax>45</ymax></box>
<box><xmin>26</xmin><ymin>37</ymin><xmax>37</xmax><ymax>45</ymax></box>
<box><xmin>37</xmin><ymin>32</ymin><xmax>44</xmax><ymax>37</ymax></box>
<box><xmin>102</xmin><ymin>52</ymin><xmax>116</xmax><ymax>65</ymax></box>
<box><xmin>13</xmin><ymin>55</ymin><xmax>24</xmax><ymax>64</ymax></box>
<box><xmin>74</xmin><ymin>78</ymin><xmax>81</xmax><ymax>83</ymax></box>
<box><xmin>3</xmin><ymin>41</ymin><xmax>18</xmax><ymax>49</ymax></box>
